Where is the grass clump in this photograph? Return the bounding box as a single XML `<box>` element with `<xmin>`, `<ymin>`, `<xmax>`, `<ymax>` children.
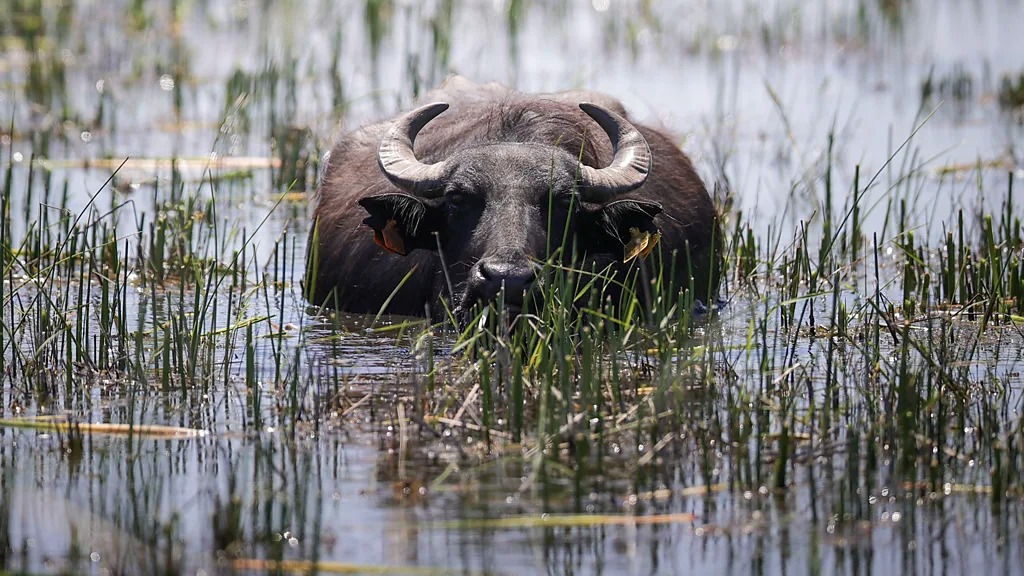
<box><xmin>999</xmin><ymin>70</ymin><xmax>1024</xmax><ymax>122</ymax></box>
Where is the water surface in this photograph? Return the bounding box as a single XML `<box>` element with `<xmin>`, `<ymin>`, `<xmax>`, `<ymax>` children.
<box><xmin>1</xmin><ymin>1</ymin><xmax>1023</xmax><ymax>574</ymax></box>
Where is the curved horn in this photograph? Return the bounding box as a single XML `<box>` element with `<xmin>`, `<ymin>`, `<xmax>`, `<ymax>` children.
<box><xmin>576</xmin><ymin>102</ymin><xmax>652</xmax><ymax>202</ymax></box>
<box><xmin>377</xmin><ymin>102</ymin><xmax>450</xmax><ymax>197</ymax></box>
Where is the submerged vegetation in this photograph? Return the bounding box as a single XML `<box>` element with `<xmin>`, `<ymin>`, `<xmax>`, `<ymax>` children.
<box><xmin>2</xmin><ymin>0</ymin><xmax>1023</xmax><ymax>574</ymax></box>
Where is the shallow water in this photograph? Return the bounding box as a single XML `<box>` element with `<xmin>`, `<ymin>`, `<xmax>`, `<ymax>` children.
<box><xmin>2</xmin><ymin>1</ymin><xmax>1023</xmax><ymax>574</ymax></box>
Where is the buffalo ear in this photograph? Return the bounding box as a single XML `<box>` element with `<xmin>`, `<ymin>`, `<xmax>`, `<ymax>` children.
<box><xmin>358</xmin><ymin>193</ymin><xmax>444</xmax><ymax>255</ymax></box>
<box><xmin>581</xmin><ymin>199</ymin><xmax>663</xmax><ymax>261</ymax></box>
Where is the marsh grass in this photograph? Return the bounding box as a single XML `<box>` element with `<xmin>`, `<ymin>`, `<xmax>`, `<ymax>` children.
<box><xmin>2</xmin><ymin>94</ymin><xmax>1024</xmax><ymax>573</ymax></box>
<box><xmin>2</xmin><ymin>0</ymin><xmax>1024</xmax><ymax>573</ymax></box>
<box><xmin>356</xmin><ymin>138</ymin><xmax>1023</xmax><ymax>533</ymax></box>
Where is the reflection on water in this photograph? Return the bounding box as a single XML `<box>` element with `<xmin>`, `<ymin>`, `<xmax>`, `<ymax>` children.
<box><xmin>1</xmin><ymin>1</ymin><xmax>1023</xmax><ymax>574</ymax></box>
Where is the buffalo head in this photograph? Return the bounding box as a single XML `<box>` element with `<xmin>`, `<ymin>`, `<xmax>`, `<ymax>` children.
<box><xmin>357</xmin><ymin>101</ymin><xmax>663</xmax><ymax>320</ymax></box>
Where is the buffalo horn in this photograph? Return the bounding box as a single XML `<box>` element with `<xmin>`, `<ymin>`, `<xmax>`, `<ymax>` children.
<box><xmin>377</xmin><ymin>102</ymin><xmax>450</xmax><ymax>197</ymax></box>
<box><xmin>576</xmin><ymin>103</ymin><xmax>652</xmax><ymax>202</ymax></box>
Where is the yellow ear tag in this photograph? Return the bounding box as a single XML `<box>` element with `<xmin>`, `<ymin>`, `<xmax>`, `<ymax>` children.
<box><xmin>372</xmin><ymin>219</ymin><xmax>408</xmax><ymax>255</ymax></box>
<box><xmin>639</xmin><ymin>231</ymin><xmax>661</xmax><ymax>259</ymax></box>
<box><xmin>623</xmin><ymin>227</ymin><xmax>650</xmax><ymax>263</ymax></box>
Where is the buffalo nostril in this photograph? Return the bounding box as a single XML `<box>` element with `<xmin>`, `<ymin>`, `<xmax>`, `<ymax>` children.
<box><xmin>478</xmin><ymin>262</ymin><xmax>493</xmax><ymax>282</ymax></box>
<box><xmin>477</xmin><ymin>261</ymin><xmax>535</xmax><ymax>301</ymax></box>
<box><xmin>504</xmin><ymin>270</ymin><xmax>535</xmax><ymax>293</ymax></box>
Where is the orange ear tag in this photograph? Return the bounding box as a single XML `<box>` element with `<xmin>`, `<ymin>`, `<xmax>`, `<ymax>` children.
<box><xmin>372</xmin><ymin>219</ymin><xmax>408</xmax><ymax>255</ymax></box>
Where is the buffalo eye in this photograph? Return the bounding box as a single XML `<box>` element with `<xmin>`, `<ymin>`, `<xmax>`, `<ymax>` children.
<box><xmin>446</xmin><ymin>191</ymin><xmax>466</xmax><ymax>206</ymax></box>
<box><xmin>445</xmin><ymin>184</ymin><xmax>480</xmax><ymax>207</ymax></box>
<box><xmin>555</xmin><ymin>193</ymin><xmax>578</xmax><ymax>211</ymax></box>
<box><xmin>443</xmin><ymin>188</ymin><xmax>478</xmax><ymax>219</ymax></box>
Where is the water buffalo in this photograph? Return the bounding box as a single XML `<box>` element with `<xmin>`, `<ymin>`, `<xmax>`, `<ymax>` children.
<box><xmin>304</xmin><ymin>77</ymin><xmax>721</xmax><ymax>322</ymax></box>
